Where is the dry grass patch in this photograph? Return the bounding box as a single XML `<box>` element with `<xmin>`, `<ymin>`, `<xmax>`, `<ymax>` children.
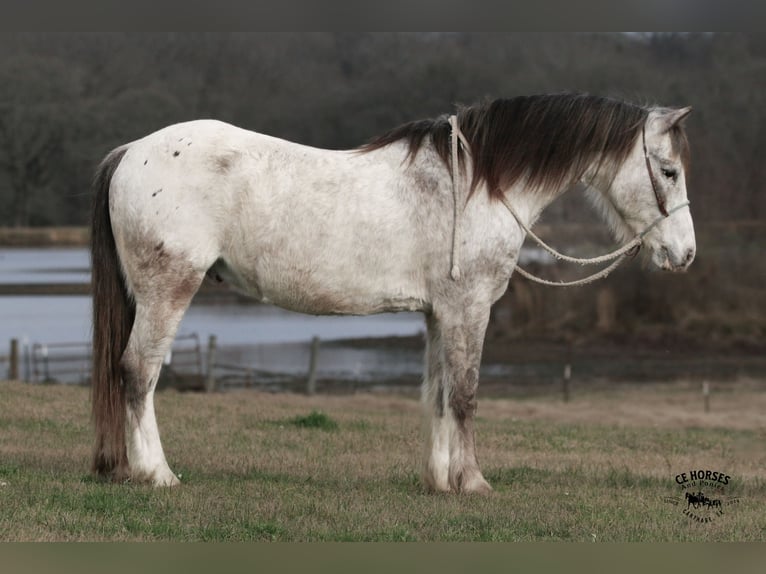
<box><xmin>1</xmin><ymin>379</ymin><xmax>764</xmax><ymax>541</ymax></box>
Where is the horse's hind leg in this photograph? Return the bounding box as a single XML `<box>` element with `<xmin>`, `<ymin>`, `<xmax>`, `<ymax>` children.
<box><xmin>120</xmin><ymin>253</ymin><xmax>205</xmax><ymax>486</ymax></box>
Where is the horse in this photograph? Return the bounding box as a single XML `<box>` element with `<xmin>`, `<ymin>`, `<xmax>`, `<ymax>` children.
<box><xmin>686</xmin><ymin>491</ymin><xmax>704</xmax><ymax>509</ymax></box>
<box><xmin>90</xmin><ymin>93</ymin><xmax>695</xmax><ymax>492</ymax></box>
<box><xmin>686</xmin><ymin>491</ymin><xmax>721</xmax><ymax>510</ymax></box>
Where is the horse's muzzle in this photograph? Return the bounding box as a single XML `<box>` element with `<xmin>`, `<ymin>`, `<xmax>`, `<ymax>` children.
<box><xmin>657</xmin><ymin>245</ymin><xmax>696</xmax><ymax>272</ymax></box>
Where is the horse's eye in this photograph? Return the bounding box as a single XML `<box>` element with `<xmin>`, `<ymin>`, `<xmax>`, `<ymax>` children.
<box><xmin>662</xmin><ymin>168</ymin><xmax>677</xmax><ymax>181</ymax></box>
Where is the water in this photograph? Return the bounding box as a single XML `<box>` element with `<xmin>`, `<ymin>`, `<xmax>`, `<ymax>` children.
<box><xmin>0</xmin><ymin>247</ymin><xmax>90</xmax><ymax>284</ymax></box>
<box><xmin>215</xmin><ymin>341</ymin><xmax>425</xmax><ymax>384</ymax></box>
<box><xmin>0</xmin><ymin>295</ymin><xmax>427</xmax><ymax>345</ymax></box>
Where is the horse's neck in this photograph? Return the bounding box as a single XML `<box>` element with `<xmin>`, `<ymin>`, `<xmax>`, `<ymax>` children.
<box><xmin>506</xmin><ymin>153</ymin><xmax>620</xmax><ymax>228</ymax></box>
<box><xmin>503</xmin><ymin>181</ymin><xmax>567</xmax><ymax>229</ymax></box>
<box><xmin>580</xmin><ymin>157</ymin><xmax>618</xmax><ymax>191</ymax></box>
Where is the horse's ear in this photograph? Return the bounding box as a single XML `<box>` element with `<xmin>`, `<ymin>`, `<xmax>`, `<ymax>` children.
<box><xmin>657</xmin><ymin>106</ymin><xmax>692</xmax><ymax>132</ymax></box>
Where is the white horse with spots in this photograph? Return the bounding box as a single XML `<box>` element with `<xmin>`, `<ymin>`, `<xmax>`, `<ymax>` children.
<box><xmin>91</xmin><ymin>93</ymin><xmax>694</xmax><ymax>491</ymax></box>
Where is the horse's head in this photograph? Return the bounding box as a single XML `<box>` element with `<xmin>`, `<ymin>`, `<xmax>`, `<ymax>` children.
<box><xmin>595</xmin><ymin>106</ymin><xmax>695</xmax><ymax>272</ymax></box>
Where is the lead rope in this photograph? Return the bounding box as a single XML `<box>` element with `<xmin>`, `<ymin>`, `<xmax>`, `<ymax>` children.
<box><xmin>448</xmin><ymin>114</ymin><xmax>463</xmax><ymax>280</ymax></box>
<box><xmin>448</xmin><ymin>115</ymin><xmax>690</xmax><ymax>287</ymax></box>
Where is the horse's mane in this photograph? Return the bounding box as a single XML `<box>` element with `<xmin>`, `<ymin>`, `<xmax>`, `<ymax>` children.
<box><xmin>361</xmin><ymin>93</ymin><xmax>689</xmax><ymax>200</ymax></box>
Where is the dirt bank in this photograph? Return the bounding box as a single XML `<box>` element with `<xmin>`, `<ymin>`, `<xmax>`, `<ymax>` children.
<box><xmin>0</xmin><ymin>227</ymin><xmax>88</xmax><ymax>247</ymax></box>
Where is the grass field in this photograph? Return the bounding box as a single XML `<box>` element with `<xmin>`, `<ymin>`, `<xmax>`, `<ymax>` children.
<box><xmin>1</xmin><ymin>378</ymin><xmax>765</xmax><ymax>541</ymax></box>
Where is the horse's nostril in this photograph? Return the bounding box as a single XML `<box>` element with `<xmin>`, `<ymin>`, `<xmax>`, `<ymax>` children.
<box><xmin>684</xmin><ymin>249</ymin><xmax>695</xmax><ymax>264</ymax></box>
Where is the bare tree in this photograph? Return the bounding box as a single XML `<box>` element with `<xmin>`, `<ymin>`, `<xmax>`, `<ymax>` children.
<box><xmin>0</xmin><ymin>55</ymin><xmax>78</xmax><ymax>226</ymax></box>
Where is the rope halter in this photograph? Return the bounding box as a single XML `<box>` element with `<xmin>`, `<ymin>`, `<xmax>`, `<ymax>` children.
<box><xmin>447</xmin><ymin>114</ymin><xmax>690</xmax><ymax>287</ymax></box>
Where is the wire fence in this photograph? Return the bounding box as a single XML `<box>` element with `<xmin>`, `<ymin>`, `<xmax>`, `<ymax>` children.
<box><xmin>4</xmin><ymin>333</ymin><xmax>761</xmax><ymax>406</ymax></box>
<box><xmin>6</xmin><ymin>334</ymin><xmax>205</xmax><ymax>386</ymax></box>
<box><xmin>2</xmin><ymin>333</ymin><xmax>323</xmax><ymax>393</ymax></box>
<box><xmin>31</xmin><ymin>341</ymin><xmax>91</xmax><ymax>384</ymax></box>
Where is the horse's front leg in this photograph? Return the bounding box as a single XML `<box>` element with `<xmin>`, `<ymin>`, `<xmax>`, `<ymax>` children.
<box><xmin>421</xmin><ymin>305</ymin><xmax>492</xmax><ymax>495</ymax></box>
<box><xmin>421</xmin><ymin>313</ymin><xmax>450</xmax><ymax>492</ymax></box>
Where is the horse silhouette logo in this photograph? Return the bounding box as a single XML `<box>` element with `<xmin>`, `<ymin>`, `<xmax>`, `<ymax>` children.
<box><xmin>663</xmin><ymin>469</ymin><xmax>740</xmax><ymax>523</ymax></box>
<box><xmin>685</xmin><ymin>491</ymin><xmax>722</xmax><ymax>510</ymax></box>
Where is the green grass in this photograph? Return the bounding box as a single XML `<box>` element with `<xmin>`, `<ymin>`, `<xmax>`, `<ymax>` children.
<box><xmin>287</xmin><ymin>410</ymin><xmax>339</xmax><ymax>431</ymax></box>
<box><xmin>1</xmin><ymin>380</ymin><xmax>765</xmax><ymax>541</ymax></box>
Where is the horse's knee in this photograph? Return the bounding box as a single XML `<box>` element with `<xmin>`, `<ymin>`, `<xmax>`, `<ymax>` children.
<box><xmin>449</xmin><ymin>366</ymin><xmax>479</xmax><ymax>421</ymax></box>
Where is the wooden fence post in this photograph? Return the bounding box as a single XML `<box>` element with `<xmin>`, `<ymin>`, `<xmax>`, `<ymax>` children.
<box><xmin>702</xmin><ymin>381</ymin><xmax>710</xmax><ymax>413</ymax></box>
<box><xmin>9</xmin><ymin>339</ymin><xmax>19</xmax><ymax>381</ymax></box>
<box><xmin>562</xmin><ymin>343</ymin><xmax>572</xmax><ymax>403</ymax></box>
<box><xmin>562</xmin><ymin>363</ymin><xmax>571</xmax><ymax>403</ymax></box>
<box><xmin>42</xmin><ymin>345</ymin><xmax>50</xmax><ymax>382</ymax></box>
<box><xmin>307</xmin><ymin>336</ymin><xmax>320</xmax><ymax>395</ymax></box>
<box><xmin>23</xmin><ymin>338</ymin><xmax>31</xmax><ymax>382</ymax></box>
<box><xmin>205</xmin><ymin>335</ymin><xmax>218</xmax><ymax>393</ymax></box>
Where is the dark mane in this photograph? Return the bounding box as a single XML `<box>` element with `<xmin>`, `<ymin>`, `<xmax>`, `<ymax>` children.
<box><xmin>362</xmin><ymin>93</ymin><xmax>687</xmax><ymax>200</ymax></box>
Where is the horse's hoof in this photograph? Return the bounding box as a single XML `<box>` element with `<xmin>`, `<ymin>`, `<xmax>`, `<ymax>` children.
<box><xmin>154</xmin><ymin>473</ymin><xmax>181</xmax><ymax>487</ymax></box>
<box><xmin>461</xmin><ymin>476</ymin><xmax>493</xmax><ymax>495</ymax></box>
<box><xmin>149</xmin><ymin>469</ymin><xmax>181</xmax><ymax>487</ymax></box>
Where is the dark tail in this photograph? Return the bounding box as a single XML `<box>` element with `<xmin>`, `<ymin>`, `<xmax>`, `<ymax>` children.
<box><xmin>90</xmin><ymin>146</ymin><xmax>134</xmax><ymax>480</ymax></box>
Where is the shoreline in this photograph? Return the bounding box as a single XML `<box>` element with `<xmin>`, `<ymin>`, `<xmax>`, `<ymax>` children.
<box><xmin>0</xmin><ymin>227</ymin><xmax>88</xmax><ymax>247</ymax></box>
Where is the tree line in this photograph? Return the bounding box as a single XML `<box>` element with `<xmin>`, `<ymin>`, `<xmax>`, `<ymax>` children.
<box><xmin>1</xmin><ymin>33</ymin><xmax>763</xmax><ymax>226</ymax></box>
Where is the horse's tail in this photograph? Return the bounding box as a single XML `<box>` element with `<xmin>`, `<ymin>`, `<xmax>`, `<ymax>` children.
<box><xmin>90</xmin><ymin>145</ymin><xmax>134</xmax><ymax>480</ymax></box>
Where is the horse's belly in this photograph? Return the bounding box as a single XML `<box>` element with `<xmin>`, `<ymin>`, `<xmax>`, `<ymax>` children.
<box><xmin>211</xmin><ymin>258</ymin><xmax>428</xmax><ymax>315</ymax></box>
<box><xmin>264</xmin><ymin>287</ymin><xmax>426</xmax><ymax>316</ymax></box>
